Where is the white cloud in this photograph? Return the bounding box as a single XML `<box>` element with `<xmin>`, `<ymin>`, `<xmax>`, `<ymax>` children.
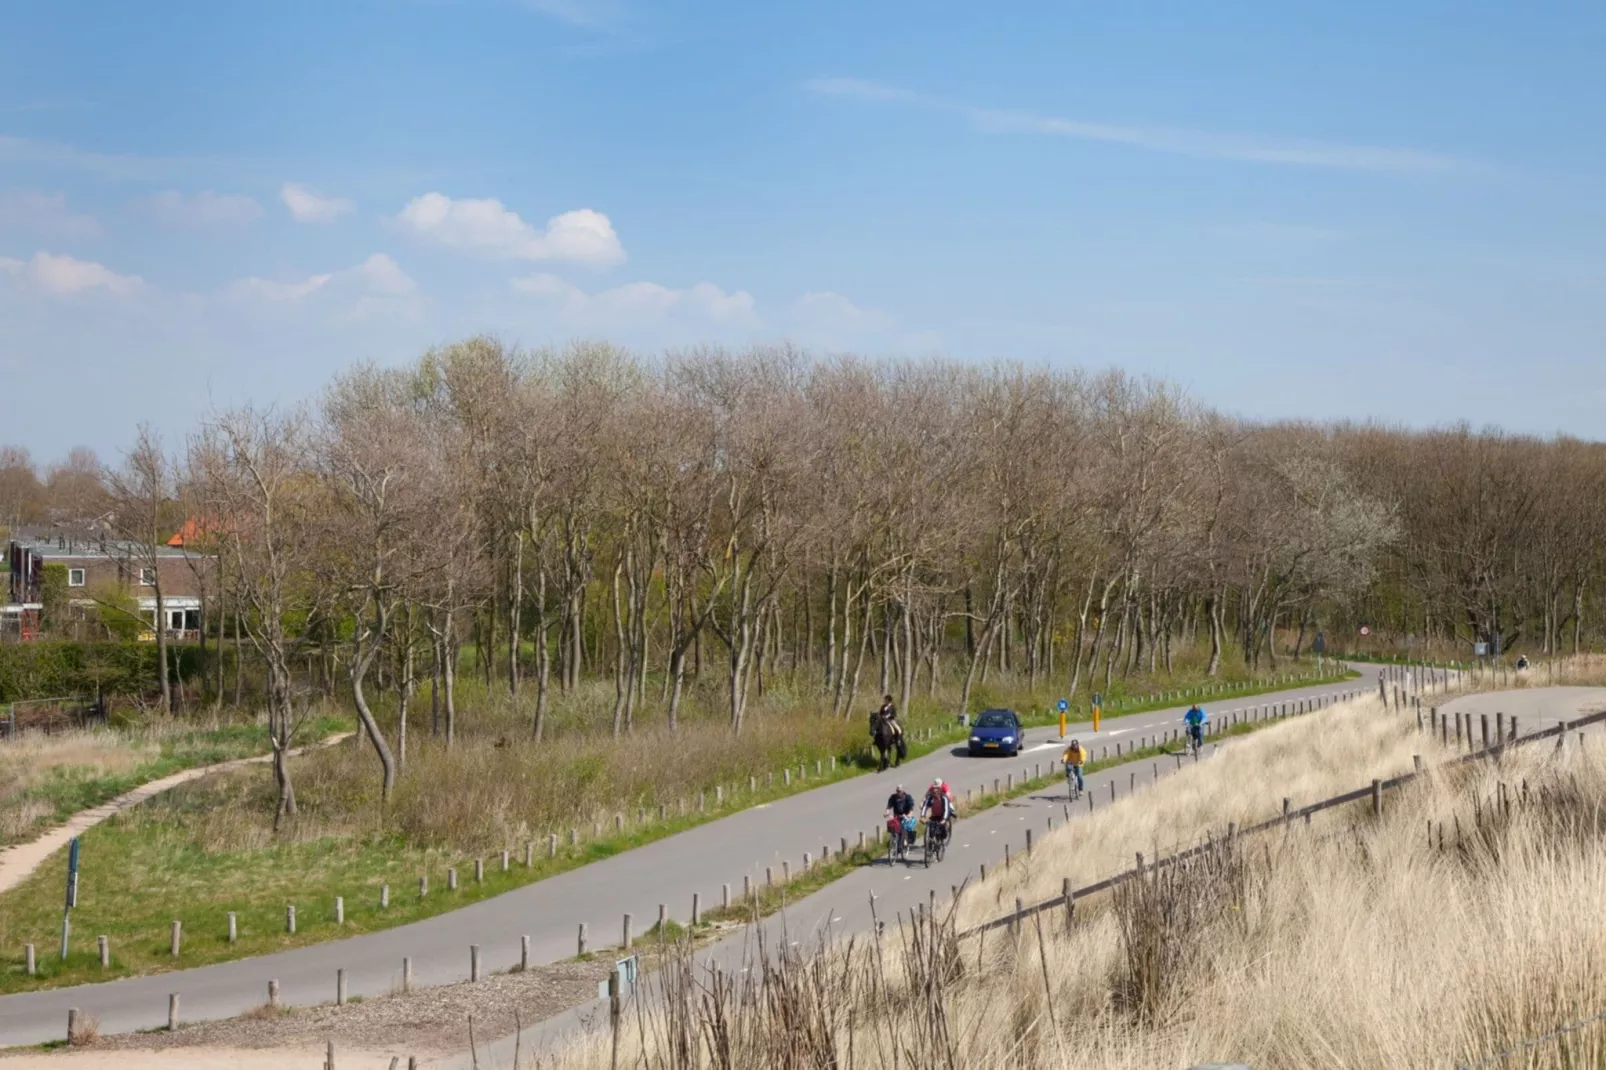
<box><xmin>806</xmin><ymin>77</ymin><xmax>1470</xmax><ymax>176</ymax></box>
<box><xmin>395</xmin><ymin>193</ymin><xmax>626</xmax><ymax>266</ymax></box>
<box><xmin>350</xmin><ymin>253</ymin><xmax>419</xmax><ymax>296</ymax></box>
<box><xmin>0</xmin><ymin>190</ymin><xmax>100</xmax><ymax>237</ymax></box>
<box><xmin>227</xmin><ymin>253</ymin><xmax>419</xmax><ymax>309</ymax></box>
<box><xmin>148</xmin><ymin>189</ymin><xmax>263</xmax><ymax>227</ymax></box>
<box><xmin>229</xmin><ymin>272</ymin><xmax>334</xmax><ymax>302</ymax></box>
<box><xmin>792</xmin><ymin>290</ymin><xmax>893</xmax><ymax>331</ymax></box>
<box><xmin>511</xmin><ymin>273</ymin><xmax>756</xmax><ymax>325</ymax></box>
<box><xmin>0</xmin><ymin>251</ymin><xmax>142</xmax><ymax>296</ymax></box>
<box><xmin>280</xmin><ymin>183</ymin><xmax>353</xmax><ymax>224</ymax></box>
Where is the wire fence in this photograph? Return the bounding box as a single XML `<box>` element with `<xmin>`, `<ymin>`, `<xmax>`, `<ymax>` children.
<box><xmin>958</xmin><ymin>700</ymin><xmax>1606</xmax><ymax>941</ymax></box>
<box><xmin>1457</xmin><ymin>1008</ymin><xmax>1606</xmax><ymax>1070</ymax></box>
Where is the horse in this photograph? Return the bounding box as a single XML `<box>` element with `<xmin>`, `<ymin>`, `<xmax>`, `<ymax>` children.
<box><xmin>871</xmin><ymin>714</ymin><xmax>903</xmax><ymax>772</ymax></box>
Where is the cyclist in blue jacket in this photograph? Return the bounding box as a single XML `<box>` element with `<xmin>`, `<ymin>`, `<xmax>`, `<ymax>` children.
<box><xmin>1183</xmin><ymin>704</ymin><xmax>1208</xmax><ymax>754</ymax></box>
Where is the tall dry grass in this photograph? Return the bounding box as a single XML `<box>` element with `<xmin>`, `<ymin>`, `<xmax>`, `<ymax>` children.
<box><xmin>551</xmin><ymin>683</ymin><xmax>1606</xmax><ymax>1070</ymax></box>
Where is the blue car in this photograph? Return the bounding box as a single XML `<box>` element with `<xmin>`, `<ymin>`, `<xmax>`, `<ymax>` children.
<box><xmin>968</xmin><ymin>708</ymin><xmax>1024</xmax><ymax>756</ymax></box>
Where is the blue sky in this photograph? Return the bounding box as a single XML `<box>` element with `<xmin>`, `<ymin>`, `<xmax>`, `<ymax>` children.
<box><xmin>2</xmin><ymin>0</ymin><xmax>1604</xmax><ymax>459</ymax></box>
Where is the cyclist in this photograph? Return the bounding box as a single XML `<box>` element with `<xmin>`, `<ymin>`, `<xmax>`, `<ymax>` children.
<box><xmin>1061</xmin><ymin>738</ymin><xmax>1088</xmax><ymax>796</ymax></box>
<box><xmin>1183</xmin><ymin>704</ymin><xmax>1208</xmax><ymax>754</ymax></box>
<box><xmin>885</xmin><ymin>784</ymin><xmax>915</xmax><ymax>859</ymax></box>
<box><xmin>920</xmin><ymin>779</ymin><xmax>953</xmax><ymax>855</ymax></box>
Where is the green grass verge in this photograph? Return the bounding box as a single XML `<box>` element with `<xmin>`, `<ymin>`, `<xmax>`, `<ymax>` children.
<box><xmin>0</xmin><ymin>675</ymin><xmax>1347</xmax><ymax>995</ymax></box>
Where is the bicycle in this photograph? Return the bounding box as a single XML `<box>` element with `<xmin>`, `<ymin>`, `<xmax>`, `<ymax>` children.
<box><xmin>923</xmin><ymin>818</ymin><xmax>948</xmax><ymax>866</ymax></box>
<box><xmin>1187</xmin><ymin>726</ymin><xmax>1204</xmax><ymax>759</ymax></box>
<box><xmin>887</xmin><ymin>818</ymin><xmax>913</xmax><ymax>865</ymax></box>
<box><xmin>1064</xmin><ymin>763</ymin><xmax>1084</xmax><ymax>802</ymax></box>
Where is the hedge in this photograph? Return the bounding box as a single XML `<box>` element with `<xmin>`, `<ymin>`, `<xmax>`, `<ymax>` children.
<box><xmin>0</xmin><ymin>642</ymin><xmax>210</xmax><ymax>704</ymax></box>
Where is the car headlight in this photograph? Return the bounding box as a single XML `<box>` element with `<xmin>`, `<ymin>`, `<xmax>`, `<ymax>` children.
<box><xmin>1002</xmin><ymin>736</ymin><xmax>1015</xmax><ymax>744</ymax></box>
<box><xmin>969</xmin><ymin>735</ymin><xmax>981</xmax><ymax>742</ymax></box>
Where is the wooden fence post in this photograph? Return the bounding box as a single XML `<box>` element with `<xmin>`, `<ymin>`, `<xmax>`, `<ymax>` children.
<box><xmin>168</xmin><ymin>993</ymin><xmax>179</xmax><ymax>1031</ymax></box>
<box><xmin>227</xmin><ymin>912</ymin><xmax>238</xmax><ymax>942</ymax></box>
<box><xmin>1372</xmin><ymin>779</ymin><xmax>1383</xmax><ymax>817</ymax></box>
<box><xmin>470</xmin><ymin>946</ymin><xmax>480</xmax><ymax>983</ymax></box>
<box><xmin>578</xmin><ymin>923</ymin><xmax>588</xmax><ymax>956</ymax></box>
<box><xmin>338</xmin><ymin>967</ymin><xmax>348</xmax><ymax>1004</ymax></box>
<box><xmin>269</xmin><ymin>979</ymin><xmax>280</xmax><ymax>1007</ymax></box>
<box><xmin>170</xmin><ymin>920</ymin><xmax>182</xmax><ymax>958</ymax></box>
<box><xmin>402</xmin><ymin>958</ymin><xmax>412</xmax><ymax>993</ymax></box>
<box><xmin>98</xmin><ymin>934</ymin><xmax>109</xmax><ymax>968</ymax></box>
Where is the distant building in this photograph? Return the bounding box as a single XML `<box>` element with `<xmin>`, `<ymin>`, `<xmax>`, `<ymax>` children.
<box><xmin>4</xmin><ymin>524</ymin><xmax>212</xmax><ymax>641</ymax></box>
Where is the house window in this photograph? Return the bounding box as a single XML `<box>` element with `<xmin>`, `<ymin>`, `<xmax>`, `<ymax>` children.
<box><xmin>68</xmin><ymin>568</ymin><xmax>86</xmax><ymax>587</ymax></box>
<box><xmin>139</xmin><ymin>567</ymin><xmax>156</xmax><ymax>587</ymax></box>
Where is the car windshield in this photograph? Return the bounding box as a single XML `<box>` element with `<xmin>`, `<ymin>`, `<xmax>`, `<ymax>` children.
<box><xmin>975</xmin><ymin>712</ymin><xmax>1013</xmax><ymax>728</ymax></box>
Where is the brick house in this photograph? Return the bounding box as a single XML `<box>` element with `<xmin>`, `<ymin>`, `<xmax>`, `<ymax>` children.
<box><xmin>5</xmin><ymin>525</ymin><xmax>212</xmax><ymax>640</ymax></box>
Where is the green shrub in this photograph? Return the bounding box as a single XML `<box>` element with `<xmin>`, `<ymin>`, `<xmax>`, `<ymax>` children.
<box><xmin>0</xmin><ymin>642</ymin><xmax>209</xmax><ymax>703</ymax></box>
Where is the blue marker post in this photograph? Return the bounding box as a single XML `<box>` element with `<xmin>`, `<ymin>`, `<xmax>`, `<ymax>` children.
<box><xmin>61</xmin><ymin>836</ymin><xmax>80</xmax><ymax>961</ymax></box>
<box><xmin>1057</xmin><ymin>698</ymin><xmax>1069</xmax><ymax>738</ymax></box>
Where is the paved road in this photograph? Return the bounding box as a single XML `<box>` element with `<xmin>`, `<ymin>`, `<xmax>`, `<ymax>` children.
<box><xmin>0</xmin><ymin>676</ymin><xmax>1373</xmax><ymax>1048</ymax></box>
<box><xmin>447</xmin><ymin>680</ymin><xmax>1606</xmax><ymax>1070</ymax></box>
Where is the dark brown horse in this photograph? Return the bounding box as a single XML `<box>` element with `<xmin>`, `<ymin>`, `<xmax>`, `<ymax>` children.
<box><xmin>871</xmin><ymin>714</ymin><xmax>903</xmax><ymax>772</ymax></box>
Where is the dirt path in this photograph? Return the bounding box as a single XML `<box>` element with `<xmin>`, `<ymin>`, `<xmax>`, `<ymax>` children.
<box><xmin>0</xmin><ymin>733</ymin><xmax>354</xmax><ymax>896</ymax></box>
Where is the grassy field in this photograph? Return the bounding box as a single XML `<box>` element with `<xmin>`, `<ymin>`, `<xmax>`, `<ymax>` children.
<box><xmin>0</xmin><ymin>654</ymin><xmax>1347</xmax><ymax>993</ymax></box>
<box><xmin>0</xmin><ymin>714</ymin><xmax>350</xmax><ymax>848</ymax></box>
<box><xmin>548</xmin><ymin>659</ymin><xmax>1606</xmax><ymax>1070</ymax></box>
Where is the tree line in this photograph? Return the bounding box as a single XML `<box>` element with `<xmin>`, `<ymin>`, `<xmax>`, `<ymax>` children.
<box><xmin>4</xmin><ymin>339</ymin><xmax>1604</xmax><ymax>818</ymax></box>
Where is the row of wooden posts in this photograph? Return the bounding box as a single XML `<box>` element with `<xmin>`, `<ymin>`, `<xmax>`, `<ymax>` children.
<box><xmin>22</xmin><ymin>685</ymin><xmax>1339</xmax><ymax>980</ymax></box>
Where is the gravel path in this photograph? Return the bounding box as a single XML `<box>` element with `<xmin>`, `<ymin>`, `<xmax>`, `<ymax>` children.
<box><xmin>0</xmin><ymin>958</ymin><xmax>608</xmax><ymax>1068</ymax></box>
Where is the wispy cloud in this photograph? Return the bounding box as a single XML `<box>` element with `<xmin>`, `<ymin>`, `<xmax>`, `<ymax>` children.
<box><xmin>0</xmin><ymin>134</ymin><xmax>224</xmax><ymax>183</ymax></box>
<box><xmin>805</xmin><ymin>77</ymin><xmax>1471</xmax><ymax>177</ymax></box>
<box><xmin>0</xmin><ymin>190</ymin><xmax>101</xmax><ymax>238</ymax></box>
<box><xmin>523</xmin><ymin>0</ymin><xmax>623</xmax><ymax>28</ymax></box>
<box><xmin>0</xmin><ymin>251</ymin><xmax>142</xmax><ymax>296</ymax></box>
<box><xmin>280</xmin><ymin>182</ymin><xmax>354</xmax><ymax>224</ymax></box>
<box><xmin>146</xmin><ymin>189</ymin><xmax>263</xmax><ymax>228</ymax></box>
<box><xmin>512</xmin><ymin>273</ymin><xmax>756</xmax><ymax>326</ymax></box>
<box><xmin>1211</xmin><ymin>222</ymin><xmax>1346</xmax><ymax>243</ymax></box>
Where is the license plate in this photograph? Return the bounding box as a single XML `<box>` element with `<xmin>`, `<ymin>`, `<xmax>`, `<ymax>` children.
<box><xmin>984</xmin><ymin>742</ymin><xmax>999</xmax><ymax>749</ymax></box>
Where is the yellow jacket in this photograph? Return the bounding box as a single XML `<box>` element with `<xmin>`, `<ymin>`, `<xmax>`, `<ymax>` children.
<box><xmin>1063</xmin><ymin>745</ymin><xmax>1087</xmax><ymax>765</ymax></box>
